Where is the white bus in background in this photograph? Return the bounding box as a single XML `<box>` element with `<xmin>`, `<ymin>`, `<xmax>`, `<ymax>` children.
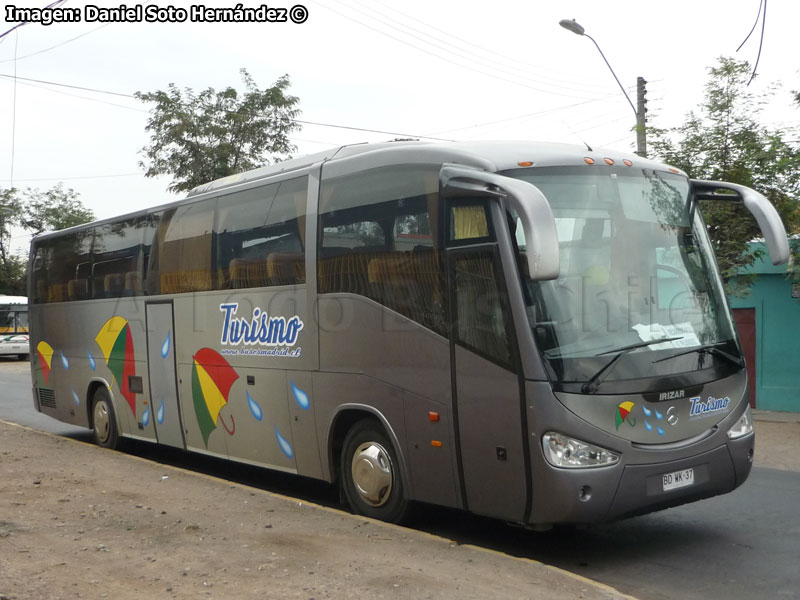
<box><xmin>0</xmin><ymin>296</ymin><xmax>30</xmax><ymax>360</ymax></box>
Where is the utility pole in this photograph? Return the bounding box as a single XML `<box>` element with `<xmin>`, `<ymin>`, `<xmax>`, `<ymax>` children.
<box><xmin>636</xmin><ymin>76</ymin><xmax>647</xmax><ymax>158</ymax></box>
<box><xmin>559</xmin><ymin>20</ymin><xmax>649</xmax><ymax>158</ymax></box>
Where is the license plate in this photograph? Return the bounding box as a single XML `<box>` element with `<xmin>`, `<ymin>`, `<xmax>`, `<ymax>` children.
<box><xmin>662</xmin><ymin>468</ymin><xmax>694</xmax><ymax>492</ymax></box>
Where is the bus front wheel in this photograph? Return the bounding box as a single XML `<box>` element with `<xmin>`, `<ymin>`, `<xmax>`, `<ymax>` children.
<box><xmin>92</xmin><ymin>388</ymin><xmax>120</xmax><ymax>450</ymax></box>
<box><xmin>340</xmin><ymin>419</ymin><xmax>409</xmax><ymax>523</ymax></box>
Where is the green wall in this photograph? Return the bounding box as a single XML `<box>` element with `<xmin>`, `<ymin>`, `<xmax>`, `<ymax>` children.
<box><xmin>729</xmin><ymin>243</ymin><xmax>800</xmax><ymax>412</ymax></box>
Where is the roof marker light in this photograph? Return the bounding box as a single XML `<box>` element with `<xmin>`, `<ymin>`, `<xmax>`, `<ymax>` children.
<box><xmin>584</xmin><ymin>157</ymin><xmax>595</xmax><ymax>165</ymax></box>
<box><xmin>604</xmin><ymin>158</ymin><xmax>614</xmax><ymax>166</ymax></box>
<box><xmin>517</xmin><ymin>161</ymin><xmax>534</xmax><ymax>167</ymax></box>
<box><xmin>623</xmin><ymin>159</ymin><xmax>633</xmax><ymax>167</ymax></box>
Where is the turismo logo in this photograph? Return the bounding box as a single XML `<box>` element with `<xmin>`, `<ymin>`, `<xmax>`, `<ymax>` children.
<box><xmin>219</xmin><ymin>303</ymin><xmax>303</xmax><ymax>357</ymax></box>
<box><xmin>688</xmin><ymin>395</ymin><xmax>730</xmax><ymax>418</ymax></box>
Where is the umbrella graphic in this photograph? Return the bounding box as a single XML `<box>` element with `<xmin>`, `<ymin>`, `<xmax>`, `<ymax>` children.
<box><xmin>36</xmin><ymin>341</ymin><xmax>54</xmax><ymax>385</ymax></box>
<box><xmin>191</xmin><ymin>348</ymin><xmax>239</xmax><ymax>447</ymax></box>
<box><xmin>615</xmin><ymin>401</ymin><xmax>637</xmax><ymax>430</ymax></box>
<box><xmin>95</xmin><ymin>316</ymin><xmax>137</xmax><ymax>416</ymax></box>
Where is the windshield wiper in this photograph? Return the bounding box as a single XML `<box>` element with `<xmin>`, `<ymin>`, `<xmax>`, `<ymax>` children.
<box><xmin>652</xmin><ymin>343</ymin><xmax>744</xmax><ymax>368</ymax></box>
<box><xmin>581</xmin><ymin>336</ymin><xmax>684</xmax><ymax>394</ymax></box>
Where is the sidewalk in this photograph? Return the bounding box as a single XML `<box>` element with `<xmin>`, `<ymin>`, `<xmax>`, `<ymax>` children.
<box><xmin>0</xmin><ymin>420</ymin><xmax>634</xmax><ymax>600</ymax></box>
<box><xmin>2</xmin><ymin>413</ymin><xmax>796</xmax><ymax>600</ymax></box>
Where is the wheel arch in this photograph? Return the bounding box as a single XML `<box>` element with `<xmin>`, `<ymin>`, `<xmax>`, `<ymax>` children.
<box><xmin>86</xmin><ymin>378</ymin><xmax>120</xmax><ymax>432</ymax></box>
<box><xmin>327</xmin><ymin>404</ymin><xmax>411</xmax><ymax>496</ymax></box>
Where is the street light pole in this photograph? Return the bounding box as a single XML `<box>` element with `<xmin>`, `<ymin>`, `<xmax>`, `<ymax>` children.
<box><xmin>559</xmin><ymin>19</ymin><xmax>647</xmax><ymax>157</ymax></box>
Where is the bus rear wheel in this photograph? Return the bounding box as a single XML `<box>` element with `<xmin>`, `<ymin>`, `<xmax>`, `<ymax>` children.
<box><xmin>340</xmin><ymin>418</ymin><xmax>409</xmax><ymax>523</ymax></box>
<box><xmin>92</xmin><ymin>388</ymin><xmax>120</xmax><ymax>450</ymax></box>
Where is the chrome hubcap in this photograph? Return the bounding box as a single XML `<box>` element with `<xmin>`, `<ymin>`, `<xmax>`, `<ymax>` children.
<box><xmin>94</xmin><ymin>401</ymin><xmax>110</xmax><ymax>444</ymax></box>
<box><xmin>351</xmin><ymin>441</ymin><xmax>393</xmax><ymax>507</ymax></box>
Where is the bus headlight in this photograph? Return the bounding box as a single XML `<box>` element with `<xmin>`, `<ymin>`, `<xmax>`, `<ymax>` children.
<box><xmin>727</xmin><ymin>405</ymin><xmax>754</xmax><ymax>439</ymax></box>
<box><xmin>542</xmin><ymin>432</ymin><xmax>620</xmax><ymax>469</ymax></box>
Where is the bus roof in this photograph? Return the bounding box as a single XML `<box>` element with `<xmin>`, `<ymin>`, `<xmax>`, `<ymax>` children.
<box><xmin>186</xmin><ymin>139</ymin><xmax>680</xmax><ymax>197</ymax></box>
<box><xmin>0</xmin><ymin>296</ymin><xmax>27</xmax><ymax>305</ymax></box>
<box><xmin>31</xmin><ymin>140</ymin><xmax>684</xmax><ymax>243</ymax></box>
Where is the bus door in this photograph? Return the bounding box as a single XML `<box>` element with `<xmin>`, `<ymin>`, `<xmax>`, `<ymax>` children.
<box><xmin>445</xmin><ymin>200</ymin><xmax>529</xmax><ymax>522</ymax></box>
<box><xmin>145</xmin><ymin>301</ymin><xmax>186</xmax><ymax>449</ymax></box>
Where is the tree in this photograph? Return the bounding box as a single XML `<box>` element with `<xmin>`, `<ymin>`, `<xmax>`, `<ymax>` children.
<box><xmin>20</xmin><ymin>183</ymin><xmax>95</xmax><ymax>236</ymax></box>
<box><xmin>0</xmin><ymin>184</ymin><xmax>94</xmax><ymax>295</ymax></box>
<box><xmin>651</xmin><ymin>57</ymin><xmax>800</xmax><ymax>295</ymax></box>
<box><xmin>0</xmin><ymin>188</ymin><xmax>26</xmax><ymax>295</ymax></box>
<box><xmin>136</xmin><ymin>69</ymin><xmax>302</xmax><ymax>194</ymax></box>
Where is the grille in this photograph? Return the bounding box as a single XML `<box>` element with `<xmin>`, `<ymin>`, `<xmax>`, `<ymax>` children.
<box><xmin>38</xmin><ymin>388</ymin><xmax>56</xmax><ymax>409</ymax></box>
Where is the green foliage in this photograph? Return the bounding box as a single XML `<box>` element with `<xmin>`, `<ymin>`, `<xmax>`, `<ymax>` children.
<box><xmin>0</xmin><ymin>184</ymin><xmax>94</xmax><ymax>295</ymax></box>
<box><xmin>651</xmin><ymin>57</ymin><xmax>800</xmax><ymax>295</ymax></box>
<box><xmin>136</xmin><ymin>69</ymin><xmax>302</xmax><ymax>194</ymax></box>
<box><xmin>0</xmin><ymin>188</ymin><xmax>25</xmax><ymax>295</ymax></box>
<box><xmin>20</xmin><ymin>183</ymin><xmax>95</xmax><ymax>236</ymax></box>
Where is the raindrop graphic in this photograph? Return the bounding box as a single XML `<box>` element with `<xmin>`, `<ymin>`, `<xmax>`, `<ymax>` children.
<box><xmin>60</xmin><ymin>352</ymin><xmax>69</xmax><ymax>370</ymax></box>
<box><xmin>142</xmin><ymin>406</ymin><xmax>150</xmax><ymax>427</ymax></box>
<box><xmin>655</xmin><ymin>409</ymin><xmax>663</xmax><ymax>421</ymax></box>
<box><xmin>157</xmin><ymin>401</ymin><xmax>165</xmax><ymax>424</ymax></box>
<box><xmin>291</xmin><ymin>381</ymin><xmax>310</xmax><ymax>410</ymax></box>
<box><xmin>88</xmin><ymin>351</ymin><xmax>96</xmax><ymax>371</ymax></box>
<box><xmin>645</xmin><ymin>420</ymin><xmax>653</xmax><ymax>432</ymax></box>
<box><xmin>247</xmin><ymin>391</ymin><xmax>263</xmax><ymax>421</ymax></box>
<box><xmin>71</xmin><ymin>389</ymin><xmax>81</xmax><ymax>406</ymax></box>
<box><xmin>161</xmin><ymin>332</ymin><xmax>171</xmax><ymax>359</ymax></box>
<box><xmin>657</xmin><ymin>426</ymin><xmax>665</xmax><ymax>436</ymax></box>
<box><xmin>275</xmin><ymin>426</ymin><xmax>294</xmax><ymax>459</ymax></box>
<box><xmin>643</xmin><ymin>405</ymin><xmax>652</xmax><ymax>417</ymax></box>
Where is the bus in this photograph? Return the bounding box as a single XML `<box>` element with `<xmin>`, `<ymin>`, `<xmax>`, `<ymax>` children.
<box><xmin>28</xmin><ymin>140</ymin><xmax>789</xmax><ymax>527</ymax></box>
<box><xmin>0</xmin><ymin>296</ymin><xmax>30</xmax><ymax>360</ymax></box>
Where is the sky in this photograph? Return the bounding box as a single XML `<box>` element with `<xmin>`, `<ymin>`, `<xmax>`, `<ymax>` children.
<box><xmin>1</xmin><ymin>0</ymin><xmax>798</xmax><ymax>254</ymax></box>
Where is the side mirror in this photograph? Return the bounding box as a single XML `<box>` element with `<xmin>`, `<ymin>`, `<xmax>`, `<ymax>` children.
<box><xmin>440</xmin><ymin>164</ymin><xmax>559</xmax><ymax>280</ymax></box>
<box><xmin>691</xmin><ymin>180</ymin><xmax>790</xmax><ymax>266</ymax></box>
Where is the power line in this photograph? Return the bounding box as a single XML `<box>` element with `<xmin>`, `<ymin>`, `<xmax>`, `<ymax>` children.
<box><xmin>0</xmin><ymin>72</ymin><xmax>453</xmax><ymax>139</ymax></box>
<box><xmin>0</xmin><ymin>72</ymin><xmax>134</xmax><ymax>98</ymax></box>
<box><xmin>0</xmin><ymin>24</ymin><xmax>109</xmax><ymax>63</ymax></box>
<box><xmin>0</xmin><ymin>0</ymin><xmax>69</xmax><ymax>41</ymax></box>
<box><xmin>0</xmin><ymin>74</ymin><xmax>147</xmax><ymax>112</ymax></box>
<box><xmin>358</xmin><ymin>0</ymin><xmax>615</xmax><ymax>91</ymax></box>
<box><xmin>312</xmin><ymin>0</ymin><xmax>612</xmax><ymax>101</ymax></box>
<box><xmin>332</xmin><ymin>0</ymin><xmax>613</xmax><ymax>97</ymax></box>
<box><xmin>0</xmin><ymin>172</ymin><xmax>143</xmax><ymax>183</ymax></box>
<box><xmin>10</xmin><ymin>31</ymin><xmax>18</xmax><ymax>185</ymax></box>
<box><xmin>296</xmin><ymin>119</ymin><xmax>450</xmax><ymax>141</ymax></box>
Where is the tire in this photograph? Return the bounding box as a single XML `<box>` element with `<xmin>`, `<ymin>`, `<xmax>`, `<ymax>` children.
<box><xmin>340</xmin><ymin>418</ymin><xmax>409</xmax><ymax>523</ymax></box>
<box><xmin>92</xmin><ymin>388</ymin><xmax>120</xmax><ymax>450</ymax></box>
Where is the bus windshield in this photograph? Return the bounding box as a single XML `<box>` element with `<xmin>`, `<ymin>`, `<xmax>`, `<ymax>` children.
<box><xmin>504</xmin><ymin>166</ymin><xmax>740</xmax><ymax>393</ymax></box>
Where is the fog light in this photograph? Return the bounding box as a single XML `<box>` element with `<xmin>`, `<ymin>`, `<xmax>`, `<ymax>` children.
<box><xmin>727</xmin><ymin>404</ymin><xmax>754</xmax><ymax>439</ymax></box>
<box><xmin>542</xmin><ymin>432</ymin><xmax>620</xmax><ymax>469</ymax></box>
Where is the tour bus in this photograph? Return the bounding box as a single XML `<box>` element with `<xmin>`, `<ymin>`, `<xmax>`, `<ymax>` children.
<box><xmin>28</xmin><ymin>141</ymin><xmax>789</xmax><ymax>527</ymax></box>
<box><xmin>0</xmin><ymin>296</ymin><xmax>30</xmax><ymax>360</ymax></box>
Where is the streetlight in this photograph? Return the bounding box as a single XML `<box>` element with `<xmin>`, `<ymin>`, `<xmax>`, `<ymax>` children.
<box><xmin>559</xmin><ymin>18</ymin><xmax>646</xmax><ymax>157</ymax></box>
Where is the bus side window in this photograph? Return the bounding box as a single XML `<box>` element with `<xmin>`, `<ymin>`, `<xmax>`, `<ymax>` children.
<box><xmin>319</xmin><ymin>165</ymin><xmax>446</xmax><ymax>335</ymax></box>
<box><xmin>31</xmin><ymin>231</ymin><xmax>93</xmax><ymax>304</ymax></box>
<box><xmin>91</xmin><ymin>215</ymin><xmax>159</xmax><ymax>299</ymax></box>
<box><xmin>214</xmin><ymin>176</ymin><xmax>307</xmax><ymax>290</ymax></box>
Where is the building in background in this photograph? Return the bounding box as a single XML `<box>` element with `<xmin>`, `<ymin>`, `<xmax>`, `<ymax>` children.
<box><xmin>729</xmin><ymin>242</ymin><xmax>799</xmax><ymax>413</ymax></box>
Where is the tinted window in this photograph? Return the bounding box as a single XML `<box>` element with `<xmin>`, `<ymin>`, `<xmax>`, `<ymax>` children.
<box><xmin>91</xmin><ymin>214</ymin><xmax>159</xmax><ymax>298</ymax></box>
<box><xmin>216</xmin><ymin>176</ymin><xmax>307</xmax><ymax>289</ymax></box>
<box><xmin>451</xmin><ymin>249</ymin><xmax>513</xmax><ymax>368</ymax></box>
<box><xmin>319</xmin><ymin>165</ymin><xmax>446</xmax><ymax>335</ymax></box>
<box><xmin>150</xmin><ymin>200</ymin><xmax>216</xmax><ymax>295</ymax></box>
<box><xmin>31</xmin><ymin>229</ymin><xmax>93</xmax><ymax>303</ymax></box>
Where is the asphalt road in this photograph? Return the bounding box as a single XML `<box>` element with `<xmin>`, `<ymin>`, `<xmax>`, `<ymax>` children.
<box><xmin>2</xmin><ymin>358</ymin><xmax>799</xmax><ymax>600</ymax></box>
